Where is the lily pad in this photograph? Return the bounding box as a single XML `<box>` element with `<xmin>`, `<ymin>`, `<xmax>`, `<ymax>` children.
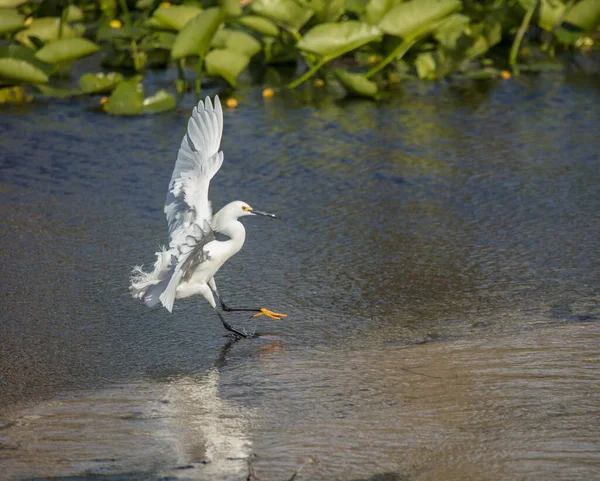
<box><xmin>539</xmin><ymin>0</ymin><xmax>566</xmax><ymax>31</ymax></box>
<box><xmin>563</xmin><ymin>0</ymin><xmax>600</xmax><ymax>32</ymax></box>
<box><xmin>104</xmin><ymin>76</ymin><xmax>144</xmax><ymax>115</ymax></box>
<box><xmin>379</xmin><ymin>0</ymin><xmax>462</xmax><ymax>39</ymax></box>
<box><xmin>296</xmin><ymin>0</ymin><xmax>345</xmax><ymax>23</ymax></box>
<box><xmin>363</xmin><ymin>0</ymin><xmax>396</xmax><ymax>25</ymax></box>
<box><xmin>334</xmin><ymin>69</ymin><xmax>378</xmax><ymax>98</ymax></box>
<box><xmin>142</xmin><ymin>89</ymin><xmax>176</xmax><ymax>114</ymax></box>
<box><xmin>434</xmin><ymin>14</ymin><xmax>470</xmax><ymax>50</ymax></box>
<box><xmin>136</xmin><ymin>0</ymin><xmax>153</xmax><ymax>9</ymax></box>
<box><xmin>139</xmin><ymin>31</ymin><xmax>177</xmax><ymax>51</ymax></box>
<box><xmin>237</xmin><ymin>15</ymin><xmax>280</xmax><ymax>37</ymax></box>
<box><xmin>0</xmin><ymin>8</ymin><xmax>25</xmax><ymax>36</ymax></box>
<box><xmin>0</xmin><ymin>45</ymin><xmax>52</xmax><ymax>84</ymax></box>
<box><xmin>212</xmin><ymin>29</ymin><xmax>262</xmax><ymax>57</ymax></box>
<box><xmin>152</xmin><ymin>5</ymin><xmax>203</xmax><ymax>31</ymax></box>
<box><xmin>0</xmin><ymin>57</ymin><xmax>49</xmax><ymax>84</ymax></box>
<box><xmin>518</xmin><ymin>0</ymin><xmax>567</xmax><ymax>31</ymax></box>
<box><xmin>222</xmin><ymin>0</ymin><xmax>242</xmax><ymax>18</ymax></box>
<box><xmin>205</xmin><ymin>48</ymin><xmax>250</xmax><ymax>87</ymax></box>
<box><xmin>36</xmin><ymin>84</ymin><xmax>81</xmax><ymax>98</ymax></box>
<box><xmin>96</xmin><ymin>20</ymin><xmax>146</xmax><ymax>42</ymax></box>
<box><xmin>15</xmin><ymin>17</ymin><xmax>81</xmax><ymax>48</ymax></box>
<box><xmin>79</xmin><ymin>71</ymin><xmax>124</xmax><ymax>93</ymax></box>
<box><xmin>297</xmin><ymin>21</ymin><xmax>382</xmax><ymax>58</ymax></box>
<box><xmin>65</xmin><ymin>5</ymin><xmax>84</xmax><ymax>23</ymax></box>
<box><xmin>415</xmin><ymin>51</ymin><xmax>437</xmax><ymax>79</ymax></box>
<box><xmin>462</xmin><ymin>21</ymin><xmax>502</xmax><ymax>61</ymax></box>
<box><xmin>35</xmin><ymin>38</ymin><xmax>99</xmax><ymax>64</ymax></box>
<box><xmin>171</xmin><ymin>8</ymin><xmax>224</xmax><ymax>60</ymax></box>
<box><xmin>251</xmin><ymin>0</ymin><xmax>313</xmax><ymax>31</ymax></box>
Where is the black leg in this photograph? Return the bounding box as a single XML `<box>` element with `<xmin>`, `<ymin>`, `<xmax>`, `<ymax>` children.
<box><xmin>214</xmin><ymin>290</ymin><xmax>260</xmax><ymax>313</ymax></box>
<box><xmin>222</xmin><ymin>303</ymin><xmax>261</xmax><ymax>313</ymax></box>
<box><xmin>212</xmin><ymin>288</ymin><xmax>287</xmax><ymax>321</ymax></box>
<box><xmin>215</xmin><ymin>309</ymin><xmax>248</xmax><ymax>338</ymax></box>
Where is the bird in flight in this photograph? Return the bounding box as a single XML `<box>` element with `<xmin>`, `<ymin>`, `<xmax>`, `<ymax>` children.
<box><xmin>130</xmin><ymin>96</ymin><xmax>286</xmax><ymax>338</ymax></box>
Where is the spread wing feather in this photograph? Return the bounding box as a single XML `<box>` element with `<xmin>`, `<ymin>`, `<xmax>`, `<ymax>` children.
<box><xmin>164</xmin><ymin>96</ymin><xmax>224</xmax><ymax>252</ymax></box>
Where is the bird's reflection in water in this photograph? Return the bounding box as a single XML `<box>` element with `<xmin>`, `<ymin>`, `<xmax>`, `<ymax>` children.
<box><xmin>0</xmin><ymin>338</ymin><xmax>280</xmax><ymax>480</ymax></box>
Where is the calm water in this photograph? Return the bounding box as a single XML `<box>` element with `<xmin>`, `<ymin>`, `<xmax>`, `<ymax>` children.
<box><xmin>1</xmin><ymin>71</ymin><xmax>599</xmax><ymax>481</ymax></box>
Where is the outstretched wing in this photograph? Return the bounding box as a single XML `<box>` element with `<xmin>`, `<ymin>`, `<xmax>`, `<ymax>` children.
<box><xmin>164</xmin><ymin>96</ymin><xmax>224</xmax><ymax>251</ymax></box>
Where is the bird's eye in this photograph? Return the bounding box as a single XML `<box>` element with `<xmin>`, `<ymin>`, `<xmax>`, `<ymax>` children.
<box><xmin>242</xmin><ymin>205</ymin><xmax>251</xmax><ymax>211</ymax></box>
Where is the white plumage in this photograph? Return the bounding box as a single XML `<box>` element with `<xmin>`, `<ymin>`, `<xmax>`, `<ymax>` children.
<box><xmin>131</xmin><ymin>96</ymin><xmax>285</xmax><ymax>338</ymax></box>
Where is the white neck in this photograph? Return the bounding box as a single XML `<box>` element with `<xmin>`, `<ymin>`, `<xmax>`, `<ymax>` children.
<box><xmin>212</xmin><ymin>206</ymin><xmax>247</xmax><ymax>256</ymax></box>
<box><xmin>218</xmin><ymin>219</ymin><xmax>246</xmax><ymax>254</ymax></box>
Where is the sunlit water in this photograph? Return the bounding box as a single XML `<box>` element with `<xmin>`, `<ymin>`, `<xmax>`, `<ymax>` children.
<box><xmin>1</xmin><ymin>69</ymin><xmax>599</xmax><ymax>481</ymax></box>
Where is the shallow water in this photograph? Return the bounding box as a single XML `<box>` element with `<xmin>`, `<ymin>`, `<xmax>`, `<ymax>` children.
<box><xmin>1</xmin><ymin>71</ymin><xmax>599</xmax><ymax>480</ymax></box>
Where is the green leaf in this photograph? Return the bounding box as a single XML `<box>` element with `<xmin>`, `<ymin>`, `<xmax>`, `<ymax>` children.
<box><xmin>142</xmin><ymin>89</ymin><xmax>176</xmax><ymax>113</ymax></box>
<box><xmin>251</xmin><ymin>0</ymin><xmax>313</xmax><ymax>30</ymax></box>
<box><xmin>347</xmin><ymin>0</ymin><xmax>369</xmax><ymax>16</ymax></box>
<box><xmin>96</xmin><ymin>20</ymin><xmax>146</xmax><ymax>41</ymax></box>
<box><xmin>363</xmin><ymin>0</ymin><xmax>396</xmax><ymax>25</ymax></box>
<box><xmin>136</xmin><ymin>0</ymin><xmax>153</xmax><ymax>9</ymax></box>
<box><xmin>15</xmin><ymin>17</ymin><xmax>80</xmax><ymax>48</ymax></box>
<box><xmin>35</xmin><ymin>38</ymin><xmax>99</xmax><ymax>64</ymax></box>
<box><xmin>171</xmin><ymin>8</ymin><xmax>224</xmax><ymax>60</ymax></box>
<box><xmin>295</xmin><ymin>0</ymin><xmax>345</xmax><ymax>23</ymax></box>
<box><xmin>222</xmin><ymin>0</ymin><xmax>242</xmax><ymax>18</ymax></box>
<box><xmin>415</xmin><ymin>51</ymin><xmax>436</xmax><ymax>79</ymax></box>
<box><xmin>152</xmin><ymin>5</ymin><xmax>204</xmax><ymax>31</ymax></box>
<box><xmin>205</xmin><ymin>48</ymin><xmax>250</xmax><ymax>87</ymax></box>
<box><xmin>296</xmin><ymin>21</ymin><xmax>382</xmax><ymax>58</ymax></box>
<box><xmin>36</xmin><ymin>84</ymin><xmax>81</xmax><ymax>97</ymax></box>
<box><xmin>0</xmin><ymin>8</ymin><xmax>25</xmax><ymax>35</ymax></box>
<box><xmin>79</xmin><ymin>71</ymin><xmax>124</xmax><ymax>93</ymax></box>
<box><xmin>65</xmin><ymin>5</ymin><xmax>84</xmax><ymax>23</ymax></box>
<box><xmin>334</xmin><ymin>69</ymin><xmax>378</xmax><ymax>97</ymax></box>
<box><xmin>0</xmin><ymin>45</ymin><xmax>53</xmax><ymax>85</ymax></box>
<box><xmin>434</xmin><ymin>13</ymin><xmax>470</xmax><ymax>50</ymax></box>
<box><xmin>553</xmin><ymin>26</ymin><xmax>582</xmax><ymax>45</ymax></box>
<box><xmin>538</xmin><ymin>0</ymin><xmax>566</xmax><ymax>31</ymax></box>
<box><xmin>517</xmin><ymin>0</ymin><xmax>567</xmax><ymax>31</ymax></box>
<box><xmin>563</xmin><ymin>0</ymin><xmax>600</xmax><ymax>32</ymax></box>
<box><xmin>379</xmin><ymin>0</ymin><xmax>462</xmax><ymax>39</ymax></box>
<box><xmin>212</xmin><ymin>29</ymin><xmax>262</xmax><ymax>57</ymax></box>
<box><xmin>0</xmin><ymin>57</ymin><xmax>49</xmax><ymax>84</ymax></box>
<box><xmin>139</xmin><ymin>31</ymin><xmax>176</xmax><ymax>51</ymax></box>
<box><xmin>462</xmin><ymin>21</ymin><xmax>502</xmax><ymax>61</ymax></box>
<box><xmin>104</xmin><ymin>76</ymin><xmax>144</xmax><ymax>115</ymax></box>
<box><xmin>236</xmin><ymin>15</ymin><xmax>280</xmax><ymax>37</ymax></box>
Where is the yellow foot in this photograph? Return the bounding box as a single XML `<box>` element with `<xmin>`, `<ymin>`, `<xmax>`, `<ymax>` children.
<box><xmin>253</xmin><ymin>308</ymin><xmax>288</xmax><ymax>320</ymax></box>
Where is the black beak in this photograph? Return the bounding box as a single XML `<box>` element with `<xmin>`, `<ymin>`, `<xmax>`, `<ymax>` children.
<box><xmin>252</xmin><ymin>209</ymin><xmax>279</xmax><ymax>219</ymax></box>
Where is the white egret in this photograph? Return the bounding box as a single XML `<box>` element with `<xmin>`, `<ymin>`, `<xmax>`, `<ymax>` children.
<box><xmin>130</xmin><ymin>96</ymin><xmax>286</xmax><ymax>338</ymax></box>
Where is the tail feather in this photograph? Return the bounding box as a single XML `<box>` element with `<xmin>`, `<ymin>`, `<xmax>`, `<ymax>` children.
<box><xmin>144</xmin><ymin>278</ymin><xmax>170</xmax><ymax>308</ymax></box>
<box><xmin>130</xmin><ymin>247</ymin><xmax>175</xmax><ymax>309</ymax></box>
<box><xmin>159</xmin><ymin>269</ymin><xmax>184</xmax><ymax>313</ymax></box>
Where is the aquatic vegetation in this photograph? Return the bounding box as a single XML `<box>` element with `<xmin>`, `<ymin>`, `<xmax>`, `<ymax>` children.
<box><xmin>0</xmin><ymin>0</ymin><xmax>598</xmax><ymax>110</ymax></box>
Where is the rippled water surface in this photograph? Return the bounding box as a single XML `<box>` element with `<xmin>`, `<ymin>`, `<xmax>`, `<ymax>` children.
<box><xmin>1</xmin><ymin>72</ymin><xmax>599</xmax><ymax>481</ymax></box>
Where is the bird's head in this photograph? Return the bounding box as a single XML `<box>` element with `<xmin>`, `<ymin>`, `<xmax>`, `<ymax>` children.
<box><xmin>235</xmin><ymin>201</ymin><xmax>279</xmax><ymax>219</ymax></box>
